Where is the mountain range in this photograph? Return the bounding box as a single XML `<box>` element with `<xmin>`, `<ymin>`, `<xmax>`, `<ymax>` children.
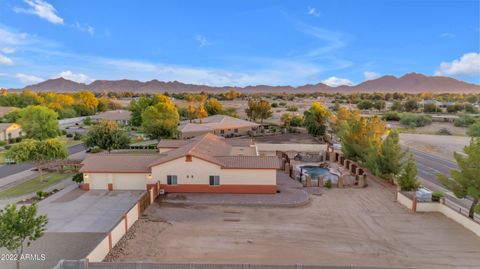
<box><xmin>13</xmin><ymin>73</ymin><xmax>480</xmax><ymax>93</ymax></box>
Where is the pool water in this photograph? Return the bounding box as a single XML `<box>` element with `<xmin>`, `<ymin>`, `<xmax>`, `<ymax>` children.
<box><xmin>299</xmin><ymin>165</ymin><xmax>339</xmax><ymax>183</ymax></box>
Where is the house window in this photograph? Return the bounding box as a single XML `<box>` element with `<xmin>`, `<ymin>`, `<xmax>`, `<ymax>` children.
<box><xmin>167</xmin><ymin>175</ymin><xmax>177</xmax><ymax>185</ymax></box>
<box><xmin>234</xmin><ymin>128</ymin><xmax>238</xmax><ymax>133</ymax></box>
<box><xmin>220</xmin><ymin>129</ymin><xmax>225</xmax><ymax>134</ymax></box>
<box><xmin>209</xmin><ymin>176</ymin><xmax>220</xmax><ymax>186</ymax></box>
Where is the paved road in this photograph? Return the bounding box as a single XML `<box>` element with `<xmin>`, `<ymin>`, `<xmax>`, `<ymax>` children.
<box><xmin>403</xmin><ymin>145</ymin><xmax>477</xmax><ymax>219</ymax></box>
<box><xmin>0</xmin><ymin>143</ymin><xmax>85</xmax><ymax>179</ymax></box>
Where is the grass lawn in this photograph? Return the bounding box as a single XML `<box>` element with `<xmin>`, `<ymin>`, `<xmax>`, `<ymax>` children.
<box><xmin>0</xmin><ymin>172</ymin><xmax>74</xmax><ymax>199</ymax></box>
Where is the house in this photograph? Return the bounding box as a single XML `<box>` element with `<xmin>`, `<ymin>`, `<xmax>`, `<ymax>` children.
<box><xmin>178</xmin><ymin>115</ymin><xmax>259</xmax><ymax>139</ymax></box>
<box><xmin>79</xmin><ymin>133</ymin><xmax>280</xmax><ymax>194</ymax></box>
<box><xmin>92</xmin><ymin>110</ymin><xmax>131</xmax><ymax>125</ymax></box>
<box><xmin>0</xmin><ymin>123</ymin><xmax>22</xmax><ymax>142</ymax></box>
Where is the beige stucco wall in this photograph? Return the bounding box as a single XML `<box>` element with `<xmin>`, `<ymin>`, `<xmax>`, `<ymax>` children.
<box><xmin>86</xmin><ymin>235</ymin><xmax>110</xmax><ymax>262</ymax></box>
<box><xmin>0</xmin><ymin>124</ymin><xmax>22</xmax><ymax>141</ymax></box>
<box><xmin>151</xmin><ymin>156</ymin><xmax>276</xmax><ymax>186</ymax></box>
<box><xmin>85</xmin><ymin>173</ymin><xmax>150</xmax><ymax>190</ymax></box>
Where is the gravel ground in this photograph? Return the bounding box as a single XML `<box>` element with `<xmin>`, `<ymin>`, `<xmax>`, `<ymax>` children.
<box><xmin>399</xmin><ymin>133</ymin><xmax>470</xmax><ymax>160</ymax></box>
<box><xmin>107</xmin><ymin>179</ymin><xmax>480</xmax><ymax>269</ymax></box>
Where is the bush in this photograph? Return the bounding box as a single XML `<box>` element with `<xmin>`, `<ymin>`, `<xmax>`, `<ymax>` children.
<box><xmin>4</xmin><ymin>145</ymin><xmax>11</xmax><ymax>150</ymax></box>
<box><xmin>36</xmin><ymin>191</ymin><xmax>48</xmax><ymax>199</ymax></box>
<box><xmin>436</xmin><ymin>128</ymin><xmax>452</xmax><ymax>135</ymax></box>
<box><xmin>89</xmin><ymin>146</ymin><xmax>102</xmax><ymax>153</ymax></box>
<box><xmin>61</xmin><ymin>129</ymin><xmax>67</xmax><ymax>135</ymax></box>
<box><xmin>286</xmin><ymin>105</ymin><xmax>298</xmax><ymax>112</ymax></box>
<box><xmin>73</xmin><ymin>132</ymin><xmax>82</xmax><ymax>140</ymax></box>
<box><xmin>271</xmin><ymin>102</ymin><xmax>278</xmax><ymax>108</ymax></box>
<box><xmin>15</xmin><ymin>137</ymin><xmax>22</xmax><ymax>143</ymax></box>
<box><xmin>66</xmin><ymin>133</ymin><xmax>73</xmax><ymax>138</ymax></box>
<box><xmin>432</xmin><ymin>191</ymin><xmax>444</xmax><ymax>202</ymax></box>
<box><xmin>0</xmin><ymin>141</ymin><xmax>6</xmax><ymax>147</ymax></box>
<box><xmin>454</xmin><ymin>115</ymin><xmax>476</xmax><ymax>127</ymax></box>
<box><xmin>72</xmin><ymin>173</ymin><xmax>83</xmax><ymax>184</ymax></box>
<box><xmin>399</xmin><ymin>113</ymin><xmax>432</xmax><ymax>128</ymax></box>
<box><xmin>382</xmin><ymin>111</ymin><xmax>400</xmax><ymax>121</ymax></box>
<box><xmin>324</xmin><ymin>179</ymin><xmax>332</xmax><ymax>189</ymax></box>
<box><xmin>467</xmin><ymin>120</ymin><xmax>480</xmax><ymax>137</ymax></box>
<box><xmin>278</xmin><ymin>102</ymin><xmax>287</xmax><ymax>107</ymax></box>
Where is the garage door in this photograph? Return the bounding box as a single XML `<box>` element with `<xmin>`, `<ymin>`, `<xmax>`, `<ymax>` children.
<box><xmin>113</xmin><ymin>174</ymin><xmax>147</xmax><ymax>190</ymax></box>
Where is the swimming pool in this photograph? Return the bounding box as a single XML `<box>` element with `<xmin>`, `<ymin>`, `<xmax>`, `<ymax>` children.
<box><xmin>299</xmin><ymin>165</ymin><xmax>339</xmax><ymax>183</ymax></box>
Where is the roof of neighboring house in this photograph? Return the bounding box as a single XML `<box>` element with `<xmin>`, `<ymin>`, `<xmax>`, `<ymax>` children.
<box><xmin>178</xmin><ymin>115</ymin><xmax>259</xmax><ymax>134</ymax></box>
<box><xmin>79</xmin><ymin>154</ymin><xmax>159</xmax><ymax>173</ymax></box>
<box><xmin>0</xmin><ymin>123</ymin><xmax>19</xmax><ymax>132</ymax></box>
<box><xmin>92</xmin><ymin>110</ymin><xmax>131</xmax><ymax>121</ymax></box>
<box><xmin>0</xmin><ymin>107</ymin><xmax>17</xmax><ymax>118</ymax></box>
<box><xmin>157</xmin><ymin>139</ymin><xmax>193</xmax><ymax>148</ymax></box>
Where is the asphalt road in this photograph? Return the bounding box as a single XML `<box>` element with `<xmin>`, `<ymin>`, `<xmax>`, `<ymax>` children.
<box><xmin>0</xmin><ymin>143</ymin><xmax>85</xmax><ymax>179</ymax></box>
<box><xmin>404</xmin><ymin>146</ymin><xmax>477</xmax><ymax>219</ymax></box>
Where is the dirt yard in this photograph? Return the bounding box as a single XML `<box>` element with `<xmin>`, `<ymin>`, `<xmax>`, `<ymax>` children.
<box><xmin>108</xmin><ymin>179</ymin><xmax>480</xmax><ymax>269</ymax></box>
<box><xmin>399</xmin><ymin>133</ymin><xmax>470</xmax><ymax>161</ymax></box>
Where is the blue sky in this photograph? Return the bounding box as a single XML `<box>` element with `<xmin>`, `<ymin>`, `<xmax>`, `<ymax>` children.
<box><xmin>0</xmin><ymin>0</ymin><xmax>479</xmax><ymax>88</ymax></box>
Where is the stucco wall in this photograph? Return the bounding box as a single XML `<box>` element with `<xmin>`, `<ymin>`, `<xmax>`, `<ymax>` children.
<box><xmin>85</xmin><ymin>173</ymin><xmax>150</xmax><ymax>190</ymax></box>
<box><xmin>151</xmin><ymin>156</ymin><xmax>276</xmax><ymax>186</ymax></box>
<box><xmin>86</xmin><ymin>236</ymin><xmax>110</xmax><ymax>262</ymax></box>
<box><xmin>396</xmin><ymin>192</ymin><xmax>413</xmax><ymax>209</ymax></box>
<box><xmin>0</xmin><ymin>124</ymin><xmax>22</xmax><ymax>141</ymax></box>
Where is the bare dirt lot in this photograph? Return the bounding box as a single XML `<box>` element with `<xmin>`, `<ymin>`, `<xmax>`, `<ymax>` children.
<box><xmin>399</xmin><ymin>133</ymin><xmax>470</xmax><ymax>161</ymax></box>
<box><xmin>108</xmin><ymin>179</ymin><xmax>480</xmax><ymax>269</ymax></box>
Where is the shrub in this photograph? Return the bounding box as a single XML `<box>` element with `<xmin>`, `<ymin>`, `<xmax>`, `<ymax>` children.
<box><xmin>61</xmin><ymin>129</ymin><xmax>67</xmax><ymax>135</ymax></box>
<box><xmin>72</xmin><ymin>173</ymin><xmax>84</xmax><ymax>184</ymax></box>
<box><xmin>436</xmin><ymin>128</ymin><xmax>452</xmax><ymax>135</ymax></box>
<box><xmin>0</xmin><ymin>141</ymin><xmax>6</xmax><ymax>147</ymax></box>
<box><xmin>324</xmin><ymin>179</ymin><xmax>332</xmax><ymax>189</ymax></box>
<box><xmin>73</xmin><ymin>132</ymin><xmax>82</xmax><ymax>140</ymax></box>
<box><xmin>286</xmin><ymin>105</ymin><xmax>298</xmax><ymax>112</ymax></box>
<box><xmin>4</xmin><ymin>145</ymin><xmax>11</xmax><ymax>150</ymax></box>
<box><xmin>399</xmin><ymin>113</ymin><xmax>432</xmax><ymax>128</ymax></box>
<box><xmin>89</xmin><ymin>146</ymin><xmax>102</xmax><ymax>153</ymax></box>
<box><xmin>36</xmin><ymin>191</ymin><xmax>48</xmax><ymax>199</ymax></box>
<box><xmin>382</xmin><ymin>111</ymin><xmax>400</xmax><ymax>121</ymax></box>
<box><xmin>271</xmin><ymin>102</ymin><xmax>278</xmax><ymax>108</ymax></box>
<box><xmin>15</xmin><ymin>137</ymin><xmax>22</xmax><ymax>143</ymax></box>
<box><xmin>432</xmin><ymin>191</ymin><xmax>444</xmax><ymax>202</ymax></box>
<box><xmin>454</xmin><ymin>115</ymin><xmax>476</xmax><ymax>127</ymax></box>
<box><xmin>278</xmin><ymin>102</ymin><xmax>287</xmax><ymax>107</ymax></box>
<box><xmin>467</xmin><ymin>120</ymin><xmax>480</xmax><ymax>137</ymax></box>
<box><xmin>66</xmin><ymin>133</ymin><xmax>73</xmax><ymax>138</ymax></box>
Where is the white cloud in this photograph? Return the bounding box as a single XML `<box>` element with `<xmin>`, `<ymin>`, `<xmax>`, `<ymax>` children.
<box><xmin>57</xmin><ymin>70</ymin><xmax>91</xmax><ymax>83</ymax></box>
<box><xmin>1</xmin><ymin>48</ymin><xmax>15</xmax><ymax>54</ymax></box>
<box><xmin>0</xmin><ymin>54</ymin><xmax>13</xmax><ymax>65</ymax></box>
<box><xmin>435</xmin><ymin>52</ymin><xmax>480</xmax><ymax>77</ymax></box>
<box><xmin>364</xmin><ymin>71</ymin><xmax>381</xmax><ymax>81</ymax></box>
<box><xmin>0</xmin><ymin>27</ymin><xmax>30</xmax><ymax>46</ymax></box>
<box><xmin>440</xmin><ymin>32</ymin><xmax>455</xmax><ymax>39</ymax></box>
<box><xmin>308</xmin><ymin>7</ymin><xmax>320</xmax><ymax>17</ymax></box>
<box><xmin>74</xmin><ymin>22</ymin><xmax>95</xmax><ymax>35</ymax></box>
<box><xmin>321</xmin><ymin>76</ymin><xmax>354</xmax><ymax>87</ymax></box>
<box><xmin>16</xmin><ymin>73</ymin><xmax>44</xmax><ymax>84</ymax></box>
<box><xmin>195</xmin><ymin>35</ymin><xmax>211</xmax><ymax>48</ymax></box>
<box><xmin>14</xmin><ymin>0</ymin><xmax>63</xmax><ymax>24</ymax></box>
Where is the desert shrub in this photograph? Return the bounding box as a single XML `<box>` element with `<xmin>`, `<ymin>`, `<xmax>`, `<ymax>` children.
<box><xmin>286</xmin><ymin>105</ymin><xmax>298</xmax><ymax>112</ymax></box>
<box><xmin>437</xmin><ymin>128</ymin><xmax>452</xmax><ymax>135</ymax></box>
<box><xmin>432</xmin><ymin>191</ymin><xmax>444</xmax><ymax>202</ymax></box>
<box><xmin>66</xmin><ymin>133</ymin><xmax>73</xmax><ymax>138</ymax></box>
<box><xmin>278</xmin><ymin>102</ymin><xmax>287</xmax><ymax>107</ymax></box>
<box><xmin>61</xmin><ymin>129</ymin><xmax>67</xmax><ymax>135</ymax></box>
<box><xmin>382</xmin><ymin>111</ymin><xmax>400</xmax><ymax>121</ymax></box>
<box><xmin>271</xmin><ymin>102</ymin><xmax>278</xmax><ymax>108</ymax></box>
<box><xmin>399</xmin><ymin>113</ymin><xmax>432</xmax><ymax>128</ymax></box>
<box><xmin>73</xmin><ymin>132</ymin><xmax>82</xmax><ymax>140</ymax></box>
<box><xmin>454</xmin><ymin>114</ymin><xmax>476</xmax><ymax>127</ymax></box>
<box><xmin>36</xmin><ymin>191</ymin><xmax>48</xmax><ymax>198</ymax></box>
<box><xmin>324</xmin><ymin>179</ymin><xmax>332</xmax><ymax>189</ymax></box>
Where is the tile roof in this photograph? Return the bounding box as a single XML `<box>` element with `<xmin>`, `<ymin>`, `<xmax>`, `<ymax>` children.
<box><xmin>92</xmin><ymin>110</ymin><xmax>131</xmax><ymax>121</ymax></box>
<box><xmin>178</xmin><ymin>115</ymin><xmax>259</xmax><ymax>133</ymax></box>
<box><xmin>79</xmin><ymin>154</ymin><xmax>159</xmax><ymax>173</ymax></box>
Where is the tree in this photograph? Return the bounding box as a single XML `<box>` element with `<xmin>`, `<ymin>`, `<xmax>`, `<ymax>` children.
<box><xmin>438</xmin><ymin>138</ymin><xmax>480</xmax><ymax>218</ymax></box>
<box><xmin>281</xmin><ymin>113</ymin><xmax>292</xmax><ymax>128</ymax></box>
<box><xmin>205</xmin><ymin>98</ymin><xmax>223</xmax><ymax>115</ymax></box>
<box><xmin>356</xmin><ymin>100</ymin><xmax>373</xmax><ymax>110</ymax></box>
<box><xmin>6</xmin><ymin>139</ymin><xmax>68</xmax><ymax>182</ymax></box>
<box><xmin>467</xmin><ymin>121</ymin><xmax>480</xmax><ymax>137</ymax></box>
<box><xmin>304</xmin><ymin>102</ymin><xmax>331</xmax><ymax>137</ymax></box>
<box><xmin>404</xmin><ymin>98</ymin><xmax>419</xmax><ymax>112</ymax></box>
<box><xmin>224</xmin><ymin>89</ymin><xmax>239</xmax><ymax>100</ymax></box>
<box><xmin>142</xmin><ymin>102</ymin><xmax>180</xmax><ymax>139</ymax></box>
<box><xmin>18</xmin><ymin>106</ymin><xmax>60</xmax><ymax>140</ymax></box>
<box><xmin>245</xmin><ymin>99</ymin><xmax>272</xmax><ymax>123</ymax></box>
<box><xmin>0</xmin><ymin>204</ymin><xmax>48</xmax><ymax>269</ymax></box>
<box><xmin>196</xmin><ymin>105</ymin><xmax>208</xmax><ymax>123</ymax></box>
<box><xmin>74</xmin><ymin>90</ymin><xmax>99</xmax><ymax>116</ymax></box>
<box><xmin>376</xmin><ymin>130</ymin><xmax>405</xmax><ymax>181</ymax></box>
<box><xmin>390</xmin><ymin>100</ymin><xmax>403</xmax><ymax>112</ymax></box>
<box><xmin>84</xmin><ymin>120</ymin><xmax>130</xmax><ymax>152</ymax></box>
<box><xmin>186</xmin><ymin>104</ymin><xmax>196</xmax><ymax>122</ymax></box>
<box><xmin>128</xmin><ymin>96</ymin><xmax>153</xmax><ymax>126</ymax></box>
<box><xmin>397</xmin><ymin>153</ymin><xmax>420</xmax><ymax>191</ymax></box>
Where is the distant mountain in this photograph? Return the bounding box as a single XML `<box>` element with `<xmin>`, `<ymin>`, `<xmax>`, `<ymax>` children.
<box><xmin>15</xmin><ymin>73</ymin><xmax>480</xmax><ymax>93</ymax></box>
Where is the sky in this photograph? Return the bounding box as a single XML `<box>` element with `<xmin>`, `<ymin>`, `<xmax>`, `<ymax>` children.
<box><xmin>0</xmin><ymin>0</ymin><xmax>479</xmax><ymax>88</ymax></box>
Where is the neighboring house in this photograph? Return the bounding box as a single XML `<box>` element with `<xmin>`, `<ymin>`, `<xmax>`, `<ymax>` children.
<box><xmin>178</xmin><ymin>115</ymin><xmax>259</xmax><ymax>139</ymax></box>
<box><xmin>79</xmin><ymin>133</ymin><xmax>280</xmax><ymax>194</ymax></box>
<box><xmin>92</xmin><ymin>110</ymin><xmax>131</xmax><ymax>125</ymax></box>
<box><xmin>0</xmin><ymin>123</ymin><xmax>22</xmax><ymax>142</ymax></box>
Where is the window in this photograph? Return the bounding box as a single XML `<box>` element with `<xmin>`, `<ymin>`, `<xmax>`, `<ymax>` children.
<box><xmin>220</xmin><ymin>129</ymin><xmax>225</xmax><ymax>134</ymax></box>
<box><xmin>167</xmin><ymin>175</ymin><xmax>177</xmax><ymax>185</ymax></box>
<box><xmin>209</xmin><ymin>176</ymin><xmax>220</xmax><ymax>186</ymax></box>
<box><xmin>234</xmin><ymin>128</ymin><xmax>238</xmax><ymax>133</ymax></box>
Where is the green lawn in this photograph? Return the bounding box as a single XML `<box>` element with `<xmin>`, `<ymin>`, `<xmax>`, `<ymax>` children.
<box><xmin>0</xmin><ymin>172</ymin><xmax>74</xmax><ymax>199</ymax></box>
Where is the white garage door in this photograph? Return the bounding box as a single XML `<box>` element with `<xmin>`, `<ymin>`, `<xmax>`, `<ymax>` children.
<box><xmin>113</xmin><ymin>174</ymin><xmax>147</xmax><ymax>190</ymax></box>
